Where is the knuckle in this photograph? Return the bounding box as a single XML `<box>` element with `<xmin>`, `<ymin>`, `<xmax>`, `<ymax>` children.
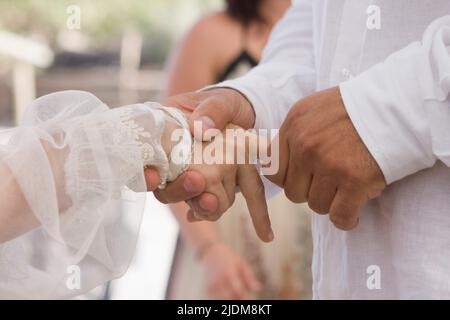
<box><xmin>284</xmin><ymin>188</ymin><xmax>303</xmax><ymax>203</ymax></box>
<box><xmin>325</xmin><ymin>162</ymin><xmax>362</xmax><ymax>189</ymax></box>
<box><xmin>342</xmin><ymin>172</ymin><xmax>365</xmax><ymax>189</ymax></box>
<box><xmin>329</xmin><ymin>213</ymin><xmax>355</xmax><ymax>230</ymax></box>
<box><xmin>328</xmin><ymin>163</ymin><xmax>346</xmax><ymax>178</ymax></box>
<box><xmin>320</xmin><ymin>155</ymin><xmax>341</xmax><ymax>174</ymax></box>
<box><xmin>296</xmin><ymin>134</ymin><xmax>317</xmax><ymax>158</ymax></box>
<box><xmin>308</xmin><ymin>197</ymin><xmax>329</xmax><ymax>214</ymax></box>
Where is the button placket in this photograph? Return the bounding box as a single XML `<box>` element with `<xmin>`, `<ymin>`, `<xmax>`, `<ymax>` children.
<box><xmin>329</xmin><ymin>0</ymin><xmax>370</xmax><ymax>85</ymax></box>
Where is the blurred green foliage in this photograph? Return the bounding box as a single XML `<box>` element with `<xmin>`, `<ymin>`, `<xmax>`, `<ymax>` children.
<box><xmin>0</xmin><ymin>0</ymin><xmax>221</xmax><ymax>63</ymax></box>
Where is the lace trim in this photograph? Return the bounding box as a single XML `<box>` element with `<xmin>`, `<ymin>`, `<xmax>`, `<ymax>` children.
<box><xmin>144</xmin><ymin>103</ymin><xmax>192</xmax><ymax>189</ymax></box>
<box><xmin>64</xmin><ymin>103</ymin><xmax>192</xmax><ymax>204</ymax></box>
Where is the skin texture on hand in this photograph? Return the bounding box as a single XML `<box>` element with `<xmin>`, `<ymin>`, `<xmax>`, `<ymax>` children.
<box><xmin>145</xmin><ymin>88</ymin><xmax>262</xmax><ymax>229</ymax></box>
<box><xmin>266</xmin><ymin>86</ymin><xmax>387</xmax><ymax>230</ymax></box>
<box><xmin>200</xmin><ymin>242</ymin><xmax>261</xmax><ymax>300</ymax></box>
<box><xmin>164</xmin><ymin>88</ymin><xmax>256</xmax><ymax>139</ymax></box>
<box><xmin>184</xmin><ymin>124</ymin><xmax>273</xmax><ymax>242</ymax></box>
<box><xmin>152</xmin><ymin>121</ymin><xmax>273</xmax><ymax>242</ymax></box>
<box><xmin>146</xmin><ymin>86</ymin><xmax>385</xmax><ymax>235</ymax></box>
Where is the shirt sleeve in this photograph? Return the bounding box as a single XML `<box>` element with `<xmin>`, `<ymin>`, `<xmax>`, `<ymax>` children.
<box><xmin>340</xmin><ymin>16</ymin><xmax>450</xmax><ymax>184</ymax></box>
<box><xmin>212</xmin><ymin>0</ymin><xmax>317</xmax><ymax>130</ymax></box>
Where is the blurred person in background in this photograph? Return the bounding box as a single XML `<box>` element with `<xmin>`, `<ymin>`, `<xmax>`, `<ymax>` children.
<box><xmin>163</xmin><ymin>0</ymin><xmax>312</xmax><ymax>300</ymax></box>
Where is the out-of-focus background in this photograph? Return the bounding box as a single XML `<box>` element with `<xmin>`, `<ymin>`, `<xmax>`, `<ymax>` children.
<box><xmin>0</xmin><ymin>0</ymin><xmax>220</xmax><ymax>299</ymax></box>
<box><xmin>0</xmin><ymin>0</ymin><xmax>221</xmax><ymax>124</ymax></box>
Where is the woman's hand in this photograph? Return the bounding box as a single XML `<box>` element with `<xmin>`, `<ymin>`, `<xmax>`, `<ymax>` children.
<box><xmin>148</xmin><ymin>100</ymin><xmax>274</xmax><ymax>242</ymax></box>
<box><xmin>183</xmin><ymin>126</ymin><xmax>274</xmax><ymax>242</ymax></box>
<box><xmin>147</xmin><ymin>89</ymin><xmax>256</xmax><ymax>209</ymax></box>
<box><xmin>200</xmin><ymin>242</ymin><xmax>261</xmax><ymax>300</ymax></box>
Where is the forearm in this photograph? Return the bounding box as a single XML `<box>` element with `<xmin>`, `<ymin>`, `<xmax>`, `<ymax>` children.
<box><xmin>0</xmin><ymin>130</ymin><xmax>73</xmax><ymax>243</ymax></box>
<box><xmin>0</xmin><ymin>162</ymin><xmax>38</xmax><ymax>243</ymax></box>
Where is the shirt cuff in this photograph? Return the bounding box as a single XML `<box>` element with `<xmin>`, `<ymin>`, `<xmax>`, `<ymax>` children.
<box><xmin>339</xmin><ymin>43</ymin><xmax>437</xmax><ymax>184</ymax></box>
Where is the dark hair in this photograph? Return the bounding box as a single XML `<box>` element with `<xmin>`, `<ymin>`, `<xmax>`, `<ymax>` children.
<box><xmin>225</xmin><ymin>0</ymin><xmax>265</xmax><ymax>26</ymax></box>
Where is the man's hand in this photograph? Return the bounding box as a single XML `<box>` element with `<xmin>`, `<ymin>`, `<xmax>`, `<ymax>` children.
<box><xmin>266</xmin><ymin>87</ymin><xmax>386</xmax><ymax>230</ymax></box>
<box><xmin>147</xmin><ymin>88</ymin><xmax>255</xmax><ymax>211</ymax></box>
<box><xmin>165</xmin><ymin>88</ymin><xmax>256</xmax><ymax>139</ymax></box>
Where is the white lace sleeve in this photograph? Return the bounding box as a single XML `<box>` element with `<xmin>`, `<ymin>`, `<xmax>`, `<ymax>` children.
<box><xmin>0</xmin><ymin>91</ymin><xmax>191</xmax><ymax>299</ymax></box>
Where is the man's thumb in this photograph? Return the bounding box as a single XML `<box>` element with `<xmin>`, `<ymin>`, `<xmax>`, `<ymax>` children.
<box><xmin>188</xmin><ymin>89</ymin><xmax>256</xmax><ymax>141</ymax></box>
<box><xmin>189</xmin><ymin>95</ymin><xmax>234</xmax><ymax>140</ymax></box>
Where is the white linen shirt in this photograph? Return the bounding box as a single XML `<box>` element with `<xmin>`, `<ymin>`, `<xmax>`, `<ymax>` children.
<box><xmin>218</xmin><ymin>0</ymin><xmax>450</xmax><ymax>299</ymax></box>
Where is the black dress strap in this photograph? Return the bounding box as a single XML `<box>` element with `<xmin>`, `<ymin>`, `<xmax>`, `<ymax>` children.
<box><xmin>217</xmin><ymin>51</ymin><xmax>259</xmax><ymax>83</ymax></box>
<box><xmin>216</xmin><ymin>26</ymin><xmax>259</xmax><ymax>82</ymax></box>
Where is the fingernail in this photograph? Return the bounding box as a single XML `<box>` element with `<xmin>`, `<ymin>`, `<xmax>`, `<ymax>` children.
<box><xmin>195</xmin><ymin>116</ymin><xmax>214</xmax><ymax>139</ymax></box>
<box><xmin>199</xmin><ymin>200</ymin><xmax>209</xmax><ymax>211</ymax></box>
<box><xmin>200</xmin><ymin>116</ymin><xmax>216</xmax><ymax>131</ymax></box>
<box><xmin>183</xmin><ymin>177</ymin><xmax>197</xmax><ymax>193</ymax></box>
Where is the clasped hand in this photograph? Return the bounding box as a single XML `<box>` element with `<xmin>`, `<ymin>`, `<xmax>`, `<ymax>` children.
<box><xmin>145</xmin><ymin>87</ymin><xmax>387</xmax><ymax>241</ymax></box>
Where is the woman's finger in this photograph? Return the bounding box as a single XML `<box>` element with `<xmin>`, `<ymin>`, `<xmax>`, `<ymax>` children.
<box><xmin>191</xmin><ymin>184</ymin><xmax>230</xmax><ymax>220</ymax></box>
<box><xmin>222</xmin><ymin>167</ymin><xmax>237</xmax><ymax>208</ymax></box>
<box><xmin>144</xmin><ymin>167</ymin><xmax>160</xmax><ymax>192</ymax></box>
<box><xmin>238</xmin><ymin>165</ymin><xmax>273</xmax><ymax>242</ymax></box>
<box><xmin>153</xmin><ymin>170</ymin><xmax>207</xmax><ymax>203</ymax></box>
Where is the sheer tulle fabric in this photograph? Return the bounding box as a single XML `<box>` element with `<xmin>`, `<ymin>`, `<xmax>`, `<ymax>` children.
<box><xmin>0</xmin><ymin>91</ymin><xmax>189</xmax><ymax>299</ymax></box>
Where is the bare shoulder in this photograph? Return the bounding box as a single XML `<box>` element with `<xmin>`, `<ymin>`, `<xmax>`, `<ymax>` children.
<box><xmin>185</xmin><ymin>11</ymin><xmax>242</xmax><ymax>55</ymax></box>
<box><xmin>194</xmin><ymin>11</ymin><xmax>240</xmax><ymax>32</ymax></box>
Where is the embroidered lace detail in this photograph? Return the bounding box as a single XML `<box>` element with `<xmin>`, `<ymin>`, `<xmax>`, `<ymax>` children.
<box><xmin>0</xmin><ymin>91</ymin><xmax>200</xmax><ymax>298</ymax></box>
<box><xmin>144</xmin><ymin>102</ymin><xmax>192</xmax><ymax>188</ymax></box>
<box><xmin>64</xmin><ymin>103</ymin><xmax>192</xmax><ymax>205</ymax></box>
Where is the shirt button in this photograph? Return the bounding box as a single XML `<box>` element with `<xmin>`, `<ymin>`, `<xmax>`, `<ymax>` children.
<box><xmin>341</xmin><ymin>68</ymin><xmax>354</xmax><ymax>80</ymax></box>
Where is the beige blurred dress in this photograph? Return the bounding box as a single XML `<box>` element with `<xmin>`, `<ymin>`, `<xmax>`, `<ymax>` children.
<box><xmin>167</xmin><ymin>50</ymin><xmax>313</xmax><ymax>300</ymax></box>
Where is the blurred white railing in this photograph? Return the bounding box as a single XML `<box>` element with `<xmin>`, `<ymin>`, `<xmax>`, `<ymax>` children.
<box><xmin>0</xmin><ymin>31</ymin><xmax>53</xmax><ymax>124</ymax></box>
